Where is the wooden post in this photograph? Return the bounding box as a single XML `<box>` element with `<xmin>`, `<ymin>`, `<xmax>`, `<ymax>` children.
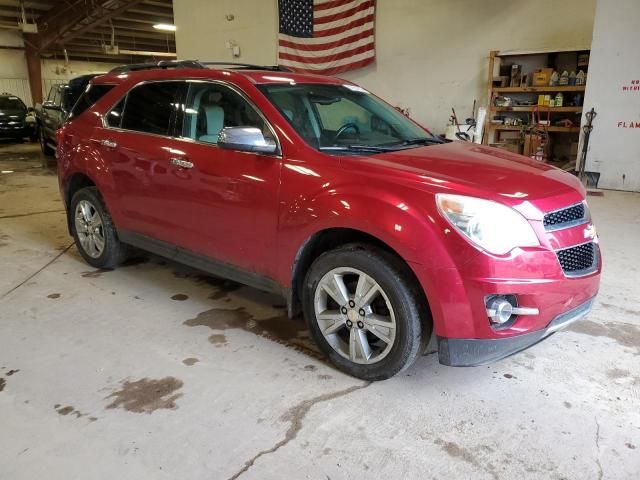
<box><xmin>24</xmin><ymin>42</ymin><xmax>43</xmax><ymax>106</ymax></box>
<box><xmin>483</xmin><ymin>50</ymin><xmax>498</xmax><ymax>145</ymax></box>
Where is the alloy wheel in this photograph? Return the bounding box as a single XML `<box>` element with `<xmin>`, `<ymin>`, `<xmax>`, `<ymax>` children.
<box><xmin>313</xmin><ymin>267</ymin><xmax>397</xmax><ymax>364</ymax></box>
<box><xmin>74</xmin><ymin>200</ymin><xmax>105</xmax><ymax>258</ymax></box>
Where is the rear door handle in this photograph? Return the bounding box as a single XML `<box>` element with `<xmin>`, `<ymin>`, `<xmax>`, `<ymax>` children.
<box><xmin>98</xmin><ymin>139</ymin><xmax>117</xmax><ymax>149</ymax></box>
<box><xmin>91</xmin><ymin>138</ymin><xmax>118</xmax><ymax>148</ymax></box>
<box><xmin>170</xmin><ymin>157</ymin><xmax>194</xmax><ymax>169</ymax></box>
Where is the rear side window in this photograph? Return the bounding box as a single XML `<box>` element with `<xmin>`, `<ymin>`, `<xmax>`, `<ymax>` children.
<box><xmin>105</xmin><ymin>98</ymin><xmax>125</xmax><ymax>128</ymax></box>
<box><xmin>120</xmin><ymin>82</ymin><xmax>182</xmax><ymax>136</ymax></box>
<box><xmin>69</xmin><ymin>84</ymin><xmax>115</xmax><ymax>119</ymax></box>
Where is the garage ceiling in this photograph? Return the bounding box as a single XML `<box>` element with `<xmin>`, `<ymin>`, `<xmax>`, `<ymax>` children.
<box><xmin>0</xmin><ymin>0</ymin><xmax>176</xmax><ymax>62</ymax></box>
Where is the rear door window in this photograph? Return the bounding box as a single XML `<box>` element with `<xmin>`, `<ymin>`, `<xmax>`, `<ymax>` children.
<box><xmin>69</xmin><ymin>84</ymin><xmax>115</xmax><ymax>119</ymax></box>
<box><xmin>120</xmin><ymin>82</ymin><xmax>182</xmax><ymax>136</ymax></box>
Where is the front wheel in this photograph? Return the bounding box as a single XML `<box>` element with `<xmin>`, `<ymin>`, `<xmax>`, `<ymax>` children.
<box><xmin>303</xmin><ymin>244</ymin><xmax>430</xmax><ymax>380</ymax></box>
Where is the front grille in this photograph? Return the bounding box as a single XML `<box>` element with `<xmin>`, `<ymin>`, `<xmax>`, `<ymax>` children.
<box><xmin>544</xmin><ymin>203</ymin><xmax>586</xmax><ymax>230</ymax></box>
<box><xmin>556</xmin><ymin>242</ymin><xmax>598</xmax><ymax>276</ymax></box>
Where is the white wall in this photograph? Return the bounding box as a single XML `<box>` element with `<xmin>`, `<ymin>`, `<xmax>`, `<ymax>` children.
<box><xmin>0</xmin><ymin>30</ymin><xmax>120</xmax><ymax>106</ymax></box>
<box><xmin>174</xmin><ymin>0</ymin><xmax>596</xmax><ymax>131</ymax></box>
<box><xmin>581</xmin><ymin>0</ymin><xmax>640</xmax><ymax>191</ymax></box>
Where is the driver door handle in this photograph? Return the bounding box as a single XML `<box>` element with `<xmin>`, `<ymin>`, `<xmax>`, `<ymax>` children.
<box><xmin>170</xmin><ymin>157</ymin><xmax>194</xmax><ymax>169</ymax></box>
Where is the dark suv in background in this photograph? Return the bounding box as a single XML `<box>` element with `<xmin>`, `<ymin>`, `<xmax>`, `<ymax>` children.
<box><xmin>0</xmin><ymin>93</ymin><xmax>36</xmax><ymax>141</ymax></box>
<box><xmin>35</xmin><ymin>73</ymin><xmax>102</xmax><ymax>155</ymax></box>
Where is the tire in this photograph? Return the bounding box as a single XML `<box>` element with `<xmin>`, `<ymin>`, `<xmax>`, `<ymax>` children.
<box><xmin>70</xmin><ymin>187</ymin><xmax>129</xmax><ymax>269</ymax></box>
<box><xmin>303</xmin><ymin>243</ymin><xmax>431</xmax><ymax>381</ymax></box>
<box><xmin>39</xmin><ymin>128</ymin><xmax>55</xmax><ymax>156</ymax></box>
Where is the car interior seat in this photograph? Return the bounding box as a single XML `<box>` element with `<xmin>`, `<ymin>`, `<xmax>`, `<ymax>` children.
<box><xmin>198</xmin><ymin>105</ymin><xmax>224</xmax><ymax>143</ymax></box>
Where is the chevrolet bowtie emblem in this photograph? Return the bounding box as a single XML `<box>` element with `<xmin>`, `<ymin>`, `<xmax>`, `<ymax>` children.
<box><xmin>584</xmin><ymin>224</ymin><xmax>596</xmax><ymax>239</ymax></box>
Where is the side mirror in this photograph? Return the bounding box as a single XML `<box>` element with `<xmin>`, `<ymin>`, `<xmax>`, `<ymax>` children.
<box><xmin>43</xmin><ymin>101</ymin><xmax>61</xmax><ymax>111</ymax></box>
<box><xmin>218</xmin><ymin>127</ymin><xmax>278</xmax><ymax>155</ymax></box>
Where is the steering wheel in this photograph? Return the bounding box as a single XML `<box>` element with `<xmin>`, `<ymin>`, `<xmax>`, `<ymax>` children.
<box><xmin>332</xmin><ymin>122</ymin><xmax>360</xmax><ymax>143</ymax></box>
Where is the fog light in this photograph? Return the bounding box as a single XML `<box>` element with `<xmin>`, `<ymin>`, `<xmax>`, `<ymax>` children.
<box><xmin>486</xmin><ymin>296</ymin><xmax>514</xmax><ymax>324</ymax></box>
<box><xmin>485</xmin><ymin>295</ymin><xmax>540</xmax><ymax>326</ymax></box>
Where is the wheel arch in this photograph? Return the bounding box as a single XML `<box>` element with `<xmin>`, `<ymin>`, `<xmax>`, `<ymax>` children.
<box><xmin>63</xmin><ymin>172</ymin><xmax>96</xmax><ymax>233</ymax></box>
<box><xmin>289</xmin><ymin>227</ymin><xmax>432</xmax><ymax>329</ymax></box>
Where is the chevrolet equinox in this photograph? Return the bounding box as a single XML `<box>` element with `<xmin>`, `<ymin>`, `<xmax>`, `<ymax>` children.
<box><xmin>57</xmin><ymin>61</ymin><xmax>601</xmax><ymax>380</ymax></box>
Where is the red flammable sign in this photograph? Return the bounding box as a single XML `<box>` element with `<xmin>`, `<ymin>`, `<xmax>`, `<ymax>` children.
<box><xmin>617</xmin><ymin>79</ymin><xmax>639</xmax><ymax>128</ymax></box>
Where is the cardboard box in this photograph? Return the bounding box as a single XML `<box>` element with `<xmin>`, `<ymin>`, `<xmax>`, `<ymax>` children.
<box><xmin>532</xmin><ymin>68</ymin><xmax>554</xmax><ymax>87</ymax></box>
<box><xmin>523</xmin><ymin>134</ymin><xmax>542</xmax><ymax>158</ymax></box>
<box><xmin>491</xmin><ymin>141</ymin><xmax>522</xmax><ymax>155</ymax></box>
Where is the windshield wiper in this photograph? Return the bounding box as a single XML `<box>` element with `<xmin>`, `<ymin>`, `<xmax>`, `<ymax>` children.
<box><xmin>320</xmin><ymin>138</ymin><xmax>445</xmax><ymax>154</ymax></box>
<box><xmin>396</xmin><ymin>137</ymin><xmax>445</xmax><ymax>146</ymax></box>
<box><xmin>320</xmin><ymin>144</ymin><xmax>395</xmax><ymax>153</ymax></box>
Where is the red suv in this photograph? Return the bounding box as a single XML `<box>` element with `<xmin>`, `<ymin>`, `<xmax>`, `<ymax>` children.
<box><xmin>57</xmin><ymin>61</ymin><xmax>601</xmax><ymax>380</ymax></box>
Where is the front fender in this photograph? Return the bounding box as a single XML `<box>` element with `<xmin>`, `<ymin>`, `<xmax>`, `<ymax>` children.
<box><xmin>276</xmin><ymin>180</ymin><xmax>479</xmax><ymax>284</ymax></box>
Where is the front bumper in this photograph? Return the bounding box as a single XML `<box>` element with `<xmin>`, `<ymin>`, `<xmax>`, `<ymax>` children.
<box><xmin>0</xmin><ymin>123</ymin><xmax>32</xmax><ymax>138</ymax></box>
<box><xmin>437</xmin><ymin>297</ymin><xmax>595</xmax><ymax>366</ymax></box>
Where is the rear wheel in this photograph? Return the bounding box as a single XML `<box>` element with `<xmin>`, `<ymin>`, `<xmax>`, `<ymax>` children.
<box><xmin>303</xmin><ymin>244</ymin><xmax>430</xmax><ymax>380</ymax></box>
<box><xmin>70</xmin><ymin>187</ymin><xmax>128</xmax><ymax>268</ymax></box>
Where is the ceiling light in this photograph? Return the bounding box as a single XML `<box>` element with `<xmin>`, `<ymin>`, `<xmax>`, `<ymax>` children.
<box><xmin>153</xmin><ymin>23</ymin><xmax>176</xmax><ymax>32</ymax></box>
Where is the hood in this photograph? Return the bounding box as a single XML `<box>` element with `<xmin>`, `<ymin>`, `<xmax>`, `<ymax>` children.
<box><xmin>346</xmin><ymin>141</ymin><xmax>584</xmax><ymax>209</ymax></box>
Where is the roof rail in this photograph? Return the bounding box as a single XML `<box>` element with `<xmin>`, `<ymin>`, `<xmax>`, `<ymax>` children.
<box><xmin>200</xmin><ymin>62</ymin><xmax>292</xmax><ymax>72</ymax></box>
<box><xmin>108</xmin><ymin>60</ymin><xmax>206</xmax><ymax>74</ymax></box>
<box><xmin>107</xmin><ymin>60</ymin><xmax>293</xmax><ymax>75</ymax></box>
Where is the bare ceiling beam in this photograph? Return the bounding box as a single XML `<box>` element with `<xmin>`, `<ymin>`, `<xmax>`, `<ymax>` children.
<box><xmin>103</xmin><ymin>20</ymin><xmax>175</xmax><ymax>32</ymax></box>
<box><xmin>113</xmin><ymin>12</ymin><xmax>172</xmax><ymax>24</ymax></box>
<box><xmin>88</xmin><ymin>27</ymin><xmax>174</xmax><ymax>40</ymax></box>
<box><xmin>68</xmin><ymin>37</ymin><xmax>175</xmax><ymax>50</ymax></box>
<box><xmin>48</xmin><ymin>46</ymin><xmax>176</xmax><ymax>59</ymax></box>
<box><xmin>0</xmin><ymin>20</ymin><xmax>20</xmax><ymax>29</ymax></box>
<box><xmin>141</xmin><ymin>0</ymin><xmax>173</xmax><ymax>7</ymax></box>
<box><xmin>0</xmin><ymin>1</ymin><xmax>50</xmax><ymax>10</ymax></box>
<box><xmin>31</xmin><ymin>0</ymin><xmax>145</xmax><ymax>53</ymax></box>
<box><xmin>128</xmin><ymin>5</ymin><xmax>173</xmax><ymax>17</ymax></box>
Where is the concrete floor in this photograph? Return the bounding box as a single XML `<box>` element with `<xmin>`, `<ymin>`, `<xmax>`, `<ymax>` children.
<box><xmin>0</xmin><ymin>142</ymin><xmax>639</xmax><ymax>480</ymax></box>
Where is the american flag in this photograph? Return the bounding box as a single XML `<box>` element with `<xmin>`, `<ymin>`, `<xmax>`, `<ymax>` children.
<box><xmin>277</xmin><ymin>0</ymin><xmax>376</xmax><ymax>75</ymax></box>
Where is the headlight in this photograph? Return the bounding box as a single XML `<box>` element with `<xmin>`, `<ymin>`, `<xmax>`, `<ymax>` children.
<box><xmin>436</xmin><ymin>194</ymin><xmax>539</xmax><ymax>255</ymax></box>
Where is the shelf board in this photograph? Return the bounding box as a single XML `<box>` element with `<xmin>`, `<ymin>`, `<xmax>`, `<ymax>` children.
<box><xmin>493</xmin><ymin>86</ymin><xmax>586</xmax><ymax>93</ymax></box>
<box><xmin>495</xmin><ymin>47</ymin><xmax>590</xmax><ymax>57</ymax></box>
<box><xmin>490</xmin><ymin>125</ymin><xmax>580</xmax><ymax>133</ymax></box>
<box><xmin>492</xmin><ymin>106</ymin><xmax>583</xmax><ymax>113</ymax></box>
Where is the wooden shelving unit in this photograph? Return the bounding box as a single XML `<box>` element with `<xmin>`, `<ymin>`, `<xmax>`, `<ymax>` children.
<box><xmin>493</xmin><ymin>106</ymin><xmax>583</xmax><ymax>113</ymax></box>
<box><xmin>492</xmin><ymin>125</ymin><xmax>581</xmax><ymax>133</ymax></box>
<box><xmin>493</xmin><ymin>86</ymin><xmax>586</xmax><ymax>94</ymax></box>
<box><xmin>483</xmin><ymin>48</ymin><xmax>590</xmax><ymax>167</ymax></box>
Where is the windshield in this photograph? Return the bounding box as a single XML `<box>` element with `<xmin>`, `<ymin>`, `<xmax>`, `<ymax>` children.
<box><xmin>0</xmin><ymin>96</ymin><xmax>26</xmax><ymax>112</ymax></box>
<box><xmin>257</xmin><ymin>83</ymin><xmax>440</xmax><ymax>153</ymax></box>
